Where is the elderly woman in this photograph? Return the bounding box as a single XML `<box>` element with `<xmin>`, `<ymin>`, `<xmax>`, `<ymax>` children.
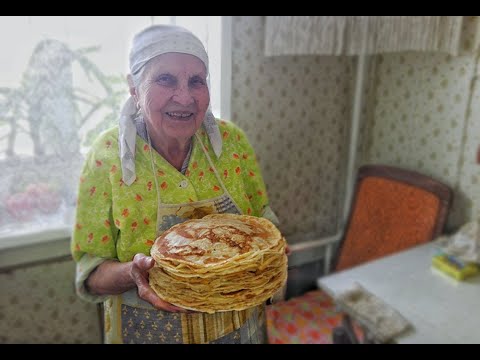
<box><xmin>71</xmin><ymin>25</ymin><xmax>280</xmax><ymax>344</ymax></box>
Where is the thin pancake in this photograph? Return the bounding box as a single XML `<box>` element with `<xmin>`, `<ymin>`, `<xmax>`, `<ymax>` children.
<box><xmin>149</xmin><ymin>214</ymin><xmax>287</xmax><ymax>313</ymax></box>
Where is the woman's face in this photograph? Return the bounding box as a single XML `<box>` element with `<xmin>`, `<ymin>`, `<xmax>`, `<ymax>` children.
<box><xmin>136</xmin><ymin>53</ymin><xmax>210</xmax><ymax>142</ymax></box>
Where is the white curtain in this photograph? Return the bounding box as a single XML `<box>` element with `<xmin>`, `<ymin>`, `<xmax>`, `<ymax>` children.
<box><xmin>265</xmin><ymin>16</ymin><xmax>477</xmax><ymax>56</ymax></box>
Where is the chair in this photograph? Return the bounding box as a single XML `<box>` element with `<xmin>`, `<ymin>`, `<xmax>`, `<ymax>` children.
<box><xmin>266</xmin><ymin>164</ymin><xmax>452</xmax><ymax>344</ymax></box>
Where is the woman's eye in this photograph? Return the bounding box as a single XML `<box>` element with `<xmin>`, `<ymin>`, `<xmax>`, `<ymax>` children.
<box><xmin>156</xmin><ymin>74</ymin><xmax>176</xmax><ymax>86</ymax></box>
<box><xmin>190</xmin><ymin>77</ymin><xmax>206</xmax><ymax>88</ymax></box>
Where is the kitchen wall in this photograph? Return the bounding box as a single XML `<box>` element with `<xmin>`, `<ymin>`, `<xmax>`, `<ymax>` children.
<box><xmin>0</xmin><ymin>258</ymin><xmax>101</xmax><ymax>343</ymax></box>
<box><xmin>232</xmin><ymin>16</ymin><xmax>479</xmax><ymax>236</ymax></box>
<box><xmin>361</xmin><ymin>17</ymin><xmax>480</xmax><ymax>230</ymax></box>
<box><xmin>231</xmin><ymin>16</ymin><xmax>355</xmax><ymax>242</ymax></box>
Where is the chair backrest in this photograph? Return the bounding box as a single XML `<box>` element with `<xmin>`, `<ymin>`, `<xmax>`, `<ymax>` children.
<box><xmin>333</xmin><ymin>165</ymin><xmax>452</xmax><ymax>272</ymax></box>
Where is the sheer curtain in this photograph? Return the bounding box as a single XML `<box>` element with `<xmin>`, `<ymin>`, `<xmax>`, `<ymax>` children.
<box><xmin>0</xmin><ymin>16</ymin><xmax>222</xmax><ymax>241</ymax></box>
<box><xmin>265</xmin><ymin>16</ymin><xmax>478</xmax><ymax>56</ymax></box>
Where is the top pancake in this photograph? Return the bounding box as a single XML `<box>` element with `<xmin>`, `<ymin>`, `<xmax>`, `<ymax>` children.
<box><xmin>150</xmin><ymin>214</ymin><xmax>283</xmax><ymax>267</ymax></box>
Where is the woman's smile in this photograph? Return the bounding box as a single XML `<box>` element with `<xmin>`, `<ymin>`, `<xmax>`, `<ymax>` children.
<box><xmin>165</xmin><ymin>111</ymin><xmax>195</xmax><ymax>121</ymax></box>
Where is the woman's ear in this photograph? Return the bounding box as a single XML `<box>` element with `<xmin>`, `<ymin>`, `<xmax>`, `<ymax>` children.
<box><xmin>127</xmin><ymin>74</ymin><xmax>137</xmax><ymax>98</ymax></box>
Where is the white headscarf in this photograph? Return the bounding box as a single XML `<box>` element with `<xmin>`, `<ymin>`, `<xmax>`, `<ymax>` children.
<box><xmin>119</xmin><ymin>24</ymin><xmax>222</xmax><ymax>186</ymax></box>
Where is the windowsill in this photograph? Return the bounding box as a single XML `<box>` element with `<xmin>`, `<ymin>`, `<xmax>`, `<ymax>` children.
<box><xmin>0</xmin><ymin>226</ymin><xmax>72</xmax><ymax>270</ymax></box>
<box><xmin>0</xmin><ymin>226</ymin><xmax>71</xmax><ymax>250</ymax></box>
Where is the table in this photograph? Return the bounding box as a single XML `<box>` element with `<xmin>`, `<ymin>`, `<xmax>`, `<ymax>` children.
<box><xmin>317</xmin><ymin>242</ymin><xmax>480</xmax><ymax>344</ymax></box>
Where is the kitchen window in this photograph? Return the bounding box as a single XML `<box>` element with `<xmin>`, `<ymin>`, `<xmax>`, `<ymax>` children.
<box><xmin>0</xmin><ymin>16</ymin><xmax>229</xmax><ymax>253</ymax></box>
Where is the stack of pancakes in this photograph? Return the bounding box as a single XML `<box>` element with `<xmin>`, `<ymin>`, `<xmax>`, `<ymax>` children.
<box><xmin>149</xmin><ymin>214</ymin><xmax>288</xmax><ymax>313</ymax></box>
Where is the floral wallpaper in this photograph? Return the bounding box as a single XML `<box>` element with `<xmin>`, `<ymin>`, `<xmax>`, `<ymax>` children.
<box><xmin>362</xmin><ymin>43</ymin><xmax>480</xmax><ymax>229</ymax></box>
<box><xmin>232</xmin><ymin>16</ymin><xmax>479</xmax><ymax>235</ymax></box>
<box><xmin>0</xmin><ymin>259</ymin><xmax>101</xmax><ymax>343</ymax></box>
<box><xmin>459</xmin><ymin>61</ymin><xmax>480</xmax><ymax>223</ymax></box>
<box><xmin>231</xmin><ymin>16</ymin><xmax>355</xmax><ymax>242</ymax></box>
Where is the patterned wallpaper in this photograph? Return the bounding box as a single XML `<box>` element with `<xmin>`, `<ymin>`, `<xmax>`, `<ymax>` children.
<box><xmin>364</xmin><ymin>51</ymin><xmax>472</xmax><ymax>181</ymax></box>
<box><xmin>357</xmin><ymin>18</ymin><xmax>480</xmax><ymax>231</ymax></box>
<box><xmin>0</xmin><ymin>259</ymin><xmax>101</xmax><ymax>343</ymax></box>
<box><xmin>363</xmin><ymin>48</ymin><xmax>480</xmax><ymax>230</ymax></box>
<box><xmin>460</xmin><ymin>62</ymin><xmax>480</xmax><ymax>223</ymax></box>
<box><xmin>232</xmin><ymin>16</ymin><xmax>479</xmax><ymax>235</ymax></box>
<box><xmin>231</xmin><ymin>16</ymin><xmax>355</xmax><ymax>242</ymax></box>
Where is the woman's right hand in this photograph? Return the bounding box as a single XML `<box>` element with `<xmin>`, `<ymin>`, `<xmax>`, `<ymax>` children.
<box><xmin>131</xmin><ymin>253</ymin><xmax>189</xmax><ymax>312</ymax></box>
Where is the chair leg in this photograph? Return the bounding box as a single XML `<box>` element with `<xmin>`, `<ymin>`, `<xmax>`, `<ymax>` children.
<box><xmin>342</xmin><ymin>314</ymin><xmax>359</xmax><ymax>344</ymax></box>
<box><xmin>332</xmin><ymin>314</ymin><xmax>360</xmax><ymax>344</ymax></box>
<box><xmin>332</xmin><ymin>327</ymin><xmax>353</xmax><ymax>344</ymax></box>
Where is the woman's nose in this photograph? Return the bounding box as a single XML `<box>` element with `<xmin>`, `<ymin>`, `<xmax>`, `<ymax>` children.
<box><xmin>172</xmin><ymin>83</ymin><xmax>194</xmax><ymax>106</ymax></box>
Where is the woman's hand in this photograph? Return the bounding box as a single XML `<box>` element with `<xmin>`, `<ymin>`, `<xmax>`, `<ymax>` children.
<box><xmin>131</xmin><ymin>253</ymin><xmax>189</xmax><ymax>312</ymax></box>
<box><xmin>87</xmin><ymin>254</ymin><xmax>190</xmax><ymax>312</ymax></box>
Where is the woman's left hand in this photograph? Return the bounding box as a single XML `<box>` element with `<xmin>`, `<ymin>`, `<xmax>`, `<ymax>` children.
<box><xmin>131</xmin><ymin>254</ymin><xmax>189</xmax><ymax>312</ymax></box>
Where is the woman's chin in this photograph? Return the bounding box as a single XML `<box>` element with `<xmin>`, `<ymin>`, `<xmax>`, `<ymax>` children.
<box><xmin>164</xmin><ymin>120</ymin><xmax>198</xmax><ymax>139</ymax></box>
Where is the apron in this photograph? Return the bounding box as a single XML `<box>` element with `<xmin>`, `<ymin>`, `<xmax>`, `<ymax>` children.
<box><xmin>103</xmin><ymin>134</ymin><xmax>267</xmax><ymax>344</ymax></box>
